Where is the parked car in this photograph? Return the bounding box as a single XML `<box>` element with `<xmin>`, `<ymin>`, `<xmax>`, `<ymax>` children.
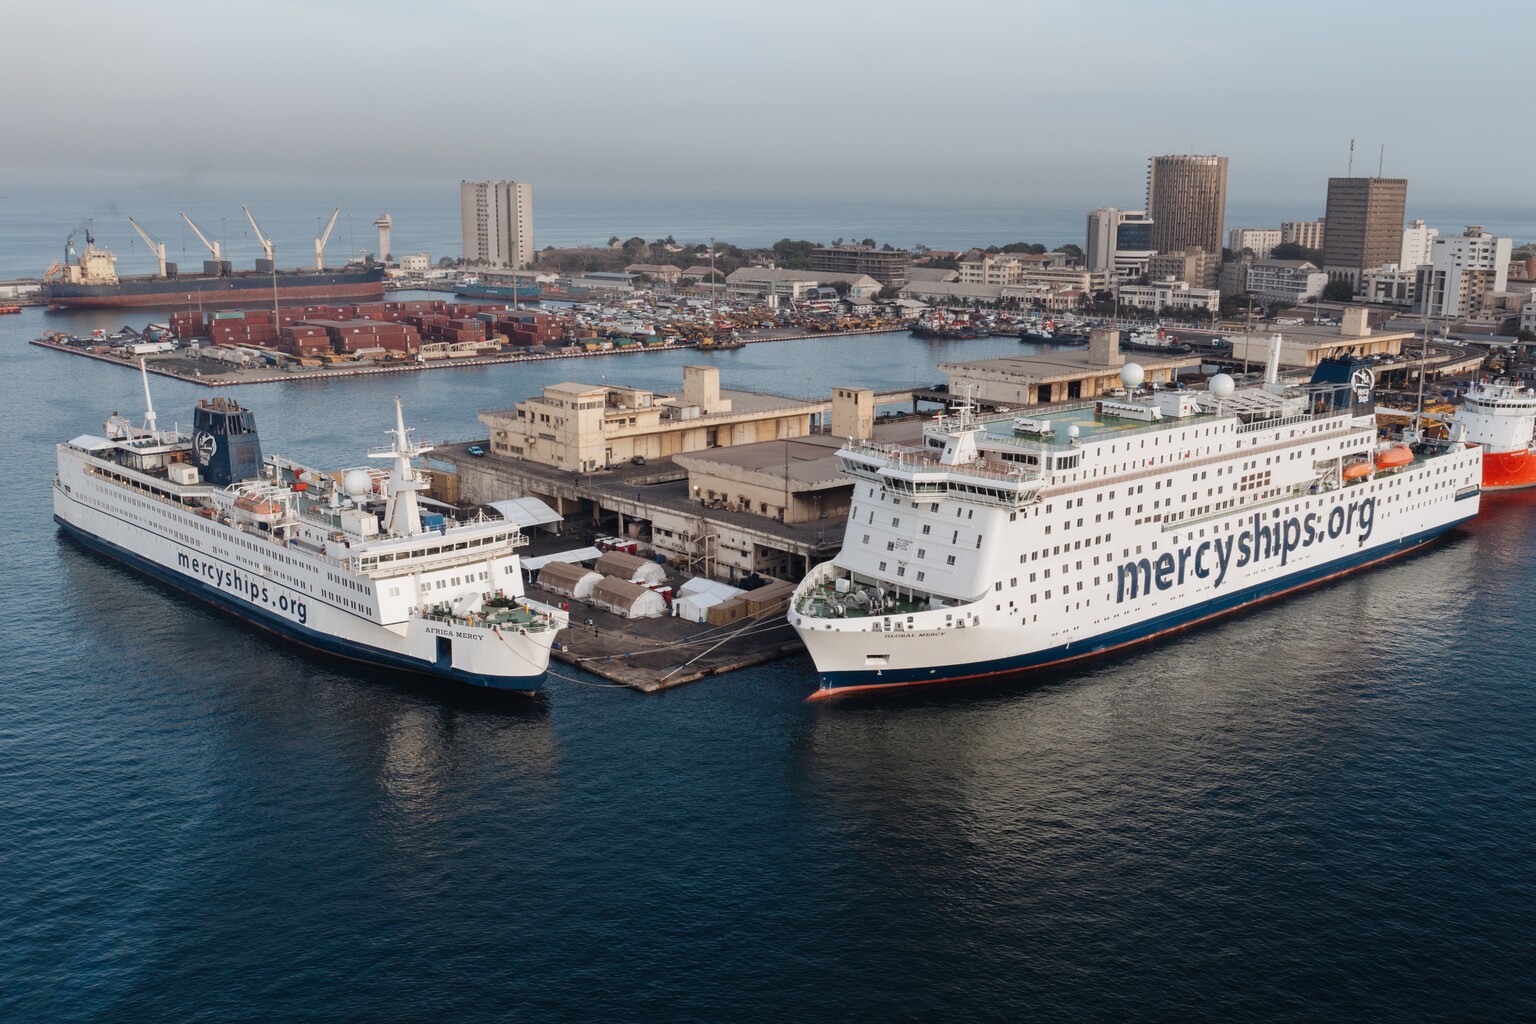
<box><xmin>467</xmin><ymin>445</ymin><xmax>486</xmax><ymax>457</ymax></box>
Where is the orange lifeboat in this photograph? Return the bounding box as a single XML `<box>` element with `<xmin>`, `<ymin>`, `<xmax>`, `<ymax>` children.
<box><xmin>1342</xmin><ymin>460</ymin><xmax>1374</xmax><ymax>480</ymax></box>
<box><xmin>234</xmin><ymin>495</ymin><xmax>282</xmax><ymax>517</ymax></box>
<box><xmin>1374</xmin><ymin>442</ymin><xmax>1414</xmax><ymax>470</ymax></box>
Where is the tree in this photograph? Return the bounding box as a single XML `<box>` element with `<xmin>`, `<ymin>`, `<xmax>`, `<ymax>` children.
<box><xmin>1001</xmin><ymin>242</ymin><xmax>1046</xmax><ymax>255</ymax></box>
<box><xmin>772</xmin><ymin>238</ymin><xmax>817</xmax><ymax>270</ymax></box>
<box><xmin>608</xmin><ymin>235</ymin><xmax>621</xmax><ymax>247</ymax></box>
<box><xmin>1053</xmin><ymin>244</ymin><xmax>1084</xmax><ymax>263</ymax></box>
<box><xmin>1270</xmin><ymin>242</ymin><xmax>1323</xmax><ymax>264</ymax></box>
<box><xmin>860</xmin><ymin>238</ymin><xmax>876</xmax><ymax>248</ymax></box>
<box><xmin>1322</xmin><ymin>279</ymin><xmax>1354</xmax><ymax>302</ymax></box>
<box><xmin>622</xmin><ymin>236</ymin><xmax>647</xmax><ymax>255</ymax></box>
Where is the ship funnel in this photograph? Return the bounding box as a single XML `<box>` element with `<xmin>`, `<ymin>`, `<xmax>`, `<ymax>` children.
<box><xmin>192</xmin><ymin>397</ymin><xmax>264</xmax><ymax>485</ymax></box>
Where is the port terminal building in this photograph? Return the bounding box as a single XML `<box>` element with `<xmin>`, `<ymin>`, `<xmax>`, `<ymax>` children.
<box><xmin>940</xmin><ymin>329</ymin><xmax>1190</xmax><ymax>408</ymax></box>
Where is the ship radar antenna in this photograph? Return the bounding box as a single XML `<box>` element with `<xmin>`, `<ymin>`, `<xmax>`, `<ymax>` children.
<box><xmin>139</xmin><ymin>358</ymin><xmax>158</xmax><ymax>436</ymax></box>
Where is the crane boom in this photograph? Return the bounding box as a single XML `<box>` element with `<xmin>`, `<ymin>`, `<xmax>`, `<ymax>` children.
<box><xmin>127</xmin><ymin>217</ymin><xmax>168</xmax><ymax>277</ymax></box>
<box><xmin>314</xmin><ymin>207</ymin><xmax>340</xmax><ymax>270</ymax></box>
<box><xmin>242</xmin><ymin>206</ymin><xmax>275</xmax><ymax>263</ymax></box>
<box><xmin>179</xmin><ymin>212</ymin><xmax>222</xmax><ymax>263</ymax></box>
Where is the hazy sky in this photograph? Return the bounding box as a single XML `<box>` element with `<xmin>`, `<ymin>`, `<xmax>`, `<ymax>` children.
<box><xmin>10</xmin><ymin>0</ymin><xmax>1533</xmax><ymax>210</ymax></box>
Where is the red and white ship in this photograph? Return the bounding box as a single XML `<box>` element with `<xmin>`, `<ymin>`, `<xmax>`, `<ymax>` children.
<box><xmin>1453</xmin><ymin>379</ymin><xmax>1536</xmax><ymax>490</ymax></box>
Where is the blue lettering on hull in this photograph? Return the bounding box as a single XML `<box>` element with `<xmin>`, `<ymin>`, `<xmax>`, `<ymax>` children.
<box><xmin>56</xmin><ymin>515</ymin><xmax>544</xmax><ymax>695</ymax></box>
<box><xmin>816</xmin><ymin>512</ymin><xmax>1464</xmax><ymax>696</ymax></box>
<box><xmin>1118</xmin><ymin>497</ymin><xmax>1375</xmax><ymax>604</ymax></box>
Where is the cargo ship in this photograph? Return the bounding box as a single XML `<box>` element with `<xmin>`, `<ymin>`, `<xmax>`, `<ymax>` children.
<box><xmin>787</xmin><ymin>351</ymin><xmax>1482</xmax><ymax>698</ymax></box>
<box><xmin>42</xmin><ymin>232</ymin><xmax>385</xmax><ymax>310</ymax></box>
<box><xmin>454</xmin><ymin>275</ymin><xmax>542</xmax><ymax>303</ymax></box>
<box><xmin>54</xmin><ymin>374</ymin><xmax>564</xmax><ymax>694</ymax></box>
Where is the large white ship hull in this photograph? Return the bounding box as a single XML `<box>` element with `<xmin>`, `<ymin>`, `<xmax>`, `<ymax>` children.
<box><xmin>54</xmin><ymin>466</ymin><xmax>556</xmax><ymax>694</ymax></box>
<box><xmin>788</xmin><ymin>362</ymin><xmax>1483</xmax><ymax>699</ymax></box>
<box><xmin>791</xmin><ymin>504</ymin><xmax>1474</xmax><ymax>697</ymax></box>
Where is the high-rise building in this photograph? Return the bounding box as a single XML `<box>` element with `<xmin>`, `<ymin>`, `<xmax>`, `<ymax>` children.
<box><xmin>1085</xmin><ymin>208</ymin><xmax>1154</xmax><ymax>275</ymax></box>
<box><xmin>1227</xmin><ymin>228</ymin><xmax>1282</xmax><ymax>259</ymax></box>
<box><xmin>1282</xmin><ymin>219</ymin><xmax>1326</xmax><ymax>250</ymax></box>
<box><xmin>1415</xmin><ymin>226</ymin><xmax>1511</xmax><ymax>318</ymax></box>
<box><xmin>1400</xmin><ymin>219</ymin><xmax>1439</xmax><ymax>269</ymax></box>
<box><xmin>1321</xmin><ymin>177</ymin><xmax>1407</xmax><ymax>289</ymax></box>
<box><xmin>1146</xmin><ymin>155</ymin><xmax>1228</xmax><ymax>256</ymax></box>
<box><xmin>460</xmin><ymin>180</ymin><xmax>533</xmax><ymax>269</ymax></box>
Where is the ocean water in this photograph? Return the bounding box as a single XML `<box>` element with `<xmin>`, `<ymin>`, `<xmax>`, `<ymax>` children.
<box><xmin>4</xmin><ymin>177</ymin><xmax>1534</xmax><ymax>282</ymax></box>
<box><xmin>3</xmin><ymin>204</ymin><xmax>1536</xmax><ymax>1021</ymax></box>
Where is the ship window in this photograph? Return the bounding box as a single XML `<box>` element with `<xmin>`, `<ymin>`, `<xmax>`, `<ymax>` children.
<box><xmin>946</xmin><ymin>555</ymin><xmax>956</xmax><ymax>565</ymax></box>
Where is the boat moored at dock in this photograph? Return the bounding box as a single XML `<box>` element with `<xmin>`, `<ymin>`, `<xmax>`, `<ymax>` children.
<box><xmin>788</xmin><ymin>355</ymin><xmax>1482</xmax><ymax>698</ymax></box>
<box><xmin>53</xmin><ymin>373</ymin><xmax>564</xmax><ymax>693</ymax></box>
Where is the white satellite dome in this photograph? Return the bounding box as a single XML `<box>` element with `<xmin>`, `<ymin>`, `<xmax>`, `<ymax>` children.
<box><xmin>1208</xmin><ymin>372</ymin><xmax>1236</xmax><ymax>399</ymax></box>
<box><xmin>1067</xmin><ymin>424</ymin><xmax>1081</xmax><ymax>439</ymax></box>
<box><xmin>342</xmin><ymin>469</ymin><xmax>372</xmax><ymax>498</ymax></box>
<box><xmin>1120</xmin><ymin>362</ymin><xmax>1145</xmax><ymax>389</ymax></box>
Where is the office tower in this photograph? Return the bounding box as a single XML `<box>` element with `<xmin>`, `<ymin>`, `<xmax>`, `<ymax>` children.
<box><xmin>1416</xmin><ymin>226</ymin><xmax>1511</xmax><ymax>318</ymax></box>
<box><xmin>1085</xmin><ymin>208</ymin><xmax>1154</xmax><ymax>273</ymax></box>
<box><xmin>460</xmin><ymin>180</ymin><xmax>534</xmax><ymax>269</ymax></box>
<box><xmin>1146</xmin><ymin>155</ymin><xmax>1228</xmax><ymax>256</ymax></box>
<box><xmin>1321</xmin><ymin>177</ymin><xmax>1406</xmax><ymax>288</ymax></box>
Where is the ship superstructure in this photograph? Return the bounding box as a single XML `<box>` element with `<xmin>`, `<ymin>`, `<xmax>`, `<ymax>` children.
<box><xmin>1450</xmin><ymin>379</ymin><xmax>1536</xmax><ymax>490</ymax></box>
<box><xmin>53</xmin><ymin>374</ymin><xmax>564</xmax><ymax>693</ymax></box>
<box><xmin>788</xmin><ymin>356</ymin><xmax>1482</xmax><ymax>698</ymax></box>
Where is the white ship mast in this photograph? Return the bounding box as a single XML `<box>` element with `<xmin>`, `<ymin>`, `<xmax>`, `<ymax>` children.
<box><xmin>140</xmin><ymin>358</ymin><xmax>159</xmax><ymax>437</ymax></box>
<box><xmin>369</xmin><ymin>397</ymin><xmax>433</xmax><ymax>537</ymax></box>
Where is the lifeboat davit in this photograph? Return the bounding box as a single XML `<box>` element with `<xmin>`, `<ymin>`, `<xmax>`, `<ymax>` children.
<box><xmin>1374</xmin><ymin>442</ymin><xmax>1414</xmax><ymax>470</ymax></box>
<box><xmin>1342</xmin><ymin>460</ymin><xmax>1374</xmax><ymax>480</ymax></box>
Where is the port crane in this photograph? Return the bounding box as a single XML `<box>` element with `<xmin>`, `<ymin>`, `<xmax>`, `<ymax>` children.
<box><xmin>315</xmin><ymin>207</ymin><xmax>340</xmax><ymax>270</ymax></box>
<box><xmin>242</xmin><ymin>206</ymin><xmax>275</xmax><ymax>263</ymax></box>
<box><xmin>179</xmin><ymin>212</ymin><xmax>222</xmax><ymax>264</ymax></box>
<box><xmin>127</xmin><ymin>217</ymin><xmax>168</xmax><ymax>277</ymax></box>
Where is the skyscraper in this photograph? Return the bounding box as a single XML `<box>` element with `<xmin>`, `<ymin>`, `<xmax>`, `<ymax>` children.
<box><xmin>1321</xmin><ymin>177</ymin><xmax>1406</xmax><ymax>289</ymax></box>
<box><xmin>1146</xmin><ymin>155</ymin><xmax>1228</xmax><ymax>257</ymax></box>
<box><xmin>460</xmin><ymin>180</ymin><xmax>533</xmax><ymax>269</ymax></box>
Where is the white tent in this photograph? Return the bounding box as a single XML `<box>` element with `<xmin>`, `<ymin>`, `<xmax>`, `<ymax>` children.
<box><xmin>522</xmin><ymin>547</ymin><xmax>603</xmax><ymax>572</ymax></box>
<box><xmin>590</xmin><ymin>577</ymin><xmax>667</xmax><ymax>619</ymax></box>
<box><xmin>488</xmin><ymin>497</ymin><xmax>563</xmax><ymax>533</ymax></box>
<box><xmin>673</xmin><ymin>577</ymin><xmax>745</xmax><ymax>622</ymax></box>
<box><xmin>535</xmin><ymin>560</ymin><xmax>603</xmax><ymax>600</ymax></box>
<box><xmin>595</xmin><ymin>550</ymin><xmax>667</xmax><ymax>587</ymax></box>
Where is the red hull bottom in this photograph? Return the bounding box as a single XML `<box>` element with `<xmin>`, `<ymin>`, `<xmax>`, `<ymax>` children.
<box><xmin>1482</xmin><ymin>447</ymin><xmax>1536</xmax><ymax>490</ymax></box>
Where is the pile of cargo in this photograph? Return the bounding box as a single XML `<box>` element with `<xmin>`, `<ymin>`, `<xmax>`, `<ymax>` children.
<box><xmin>493</xmin><ymin>311</ymin><xmax>565</xmax><ymax>349</ymax></box>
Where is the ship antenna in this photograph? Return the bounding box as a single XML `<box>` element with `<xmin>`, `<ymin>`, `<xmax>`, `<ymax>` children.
<box><xmin>139</xmin><ymin>358</ymin><xmax>158</xmax><ymax>436</ymax></box>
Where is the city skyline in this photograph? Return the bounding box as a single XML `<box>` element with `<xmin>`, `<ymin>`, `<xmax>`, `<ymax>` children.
<box><xmin>7</xmin><ymin>0</ymin><xmax>1534</xmax><ymax>210</ymax></box>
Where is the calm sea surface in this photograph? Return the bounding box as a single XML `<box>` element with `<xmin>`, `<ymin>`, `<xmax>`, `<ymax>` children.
<box><xmin>2</xmin><ymin>195</ymin><xmax>1536</xmax><ymax>1022</ymax></box>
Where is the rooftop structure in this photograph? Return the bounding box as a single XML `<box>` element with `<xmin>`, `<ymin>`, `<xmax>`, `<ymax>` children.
<box><xmin>941</xmin><ymin>330</ymin><xmax>1191</xmax><ymax>408</ymax></box>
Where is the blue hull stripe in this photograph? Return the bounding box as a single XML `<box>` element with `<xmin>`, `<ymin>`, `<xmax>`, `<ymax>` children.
<box><xmin>56</xmin><ymin>515</ymin><xmax>545</xmax><ymax>694</ymax></box>
<box><xmin>815</xmin><ymin>517</ymin><xmax>1471</xmax><ymax>695</ymax></box>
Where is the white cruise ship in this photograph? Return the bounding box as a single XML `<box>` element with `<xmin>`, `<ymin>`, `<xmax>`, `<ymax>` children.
<box><xmin>54</xmin><ymin>373</ymin><xmax>565</xmax><ymax>694</ymax></box>
<box><xmin>788</xmin><ymin>355</ymin><xmax>1482</xmax><ymax>699</ymax></box>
